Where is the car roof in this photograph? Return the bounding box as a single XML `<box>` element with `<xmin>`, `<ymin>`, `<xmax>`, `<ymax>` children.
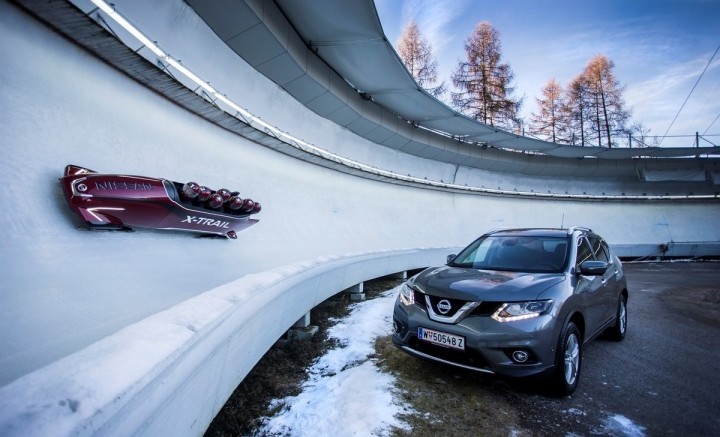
<box><xmin>486</xmin><ymin>228</ymin><xmax>576</xmax><ymax>238</ymax></box>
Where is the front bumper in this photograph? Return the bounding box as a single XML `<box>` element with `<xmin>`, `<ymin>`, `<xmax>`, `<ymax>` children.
<box><xmin>392</xmin><ymin>298</ymin><xmax>558</xmax><ymax>378</ymax></box>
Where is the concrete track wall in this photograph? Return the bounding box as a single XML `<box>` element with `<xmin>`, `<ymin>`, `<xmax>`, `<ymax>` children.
<box><xmin>1</xmin><ymin>1</ymin><xmax>718</xmax><ymax>436</ymax></box>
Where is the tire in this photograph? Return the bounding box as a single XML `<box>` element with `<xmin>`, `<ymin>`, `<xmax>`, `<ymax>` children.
<box><xmin>606</xmin><ymin>295</ymin><xmax>627</xmax><ymax>341</ymax></box>
<box><xmin>549</xmin><ymin>321</ymin><xmax>582</xmax><ymax>396</ymax></box>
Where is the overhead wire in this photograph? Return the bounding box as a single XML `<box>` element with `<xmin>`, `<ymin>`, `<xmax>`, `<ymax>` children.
<box><xmin>704</xmin><ymin>112</ymin><xmax>720</xmax><ymax>134</ymax></box>
<box><xmin>659</xmin><ymin>43</ymin><xmax>720</xmax><ymax>145</ymax></box>
<box><xmin>689</xmin><ymin>81</ymin><xmax>720</xmax><ymax>127</ymax></box>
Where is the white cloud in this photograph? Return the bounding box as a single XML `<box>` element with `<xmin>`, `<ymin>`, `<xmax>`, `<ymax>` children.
<box><xmin>397</xmin><ymin>0</ymin><xmax>470</xmax><ymax>77</ymax></box>
<box><xmin>404</xmin><ymin>0</ymin><xmax>468</xmax><ymax>52</ymax></box>
<box><xmin>626</xmin><ymin>55</ymin><xmax>720</xmax><ymax>138</ymax></box>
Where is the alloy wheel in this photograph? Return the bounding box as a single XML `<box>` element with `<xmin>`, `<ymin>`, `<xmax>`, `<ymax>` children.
<box><xmin>619</xmin><ymin>300</ymin><xmax>627</xmax><ymax>334</ymax></box>
<box><xmin>564</xmin><ymin>333</ymin><xmax>580</xmax><ymax>385</ymax></box>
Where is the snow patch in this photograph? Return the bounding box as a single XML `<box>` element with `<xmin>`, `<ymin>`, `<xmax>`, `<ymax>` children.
<box><xmin>602</xmin><ymin>414</ymin><xmax>646</xmax><ymax>437</ymax></box>
<box><xmin>256</xmin><ymin>287</ymin><xmax>411</xmax><ymax>436</ymax></box>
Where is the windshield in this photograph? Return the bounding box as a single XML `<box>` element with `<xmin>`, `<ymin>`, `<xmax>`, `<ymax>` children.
<box><xmin>450</xmin><ymin>235</ymin><xmax>570</xmax><ymax>273</ymax></box>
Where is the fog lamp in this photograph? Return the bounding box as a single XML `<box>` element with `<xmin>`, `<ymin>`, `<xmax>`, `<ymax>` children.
<box><xmin>512</xmin><ymin>350</ymin><xmax>529</xmax><ymax>363</ymax></box>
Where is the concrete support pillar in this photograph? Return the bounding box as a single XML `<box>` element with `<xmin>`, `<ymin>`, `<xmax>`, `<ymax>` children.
<box><xmin>285</xmin><ymin>311</ymin><xmax>319</xmax><ymax>341</ymax></box>
<box><xmin>293</xmin><ymin>312</ymin><xmax>311</xmax><ymax>328</ymax></box>
<box><xmin>345</xmin><ymin>282</ymin><xmax>365</xmax><ymax>301</ymax></box>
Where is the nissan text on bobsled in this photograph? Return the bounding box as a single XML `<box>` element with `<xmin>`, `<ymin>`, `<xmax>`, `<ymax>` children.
<box><xmin>59</xmin><ymin>164</ymin><xmax>261</xmax><ymax>239</ymax></box>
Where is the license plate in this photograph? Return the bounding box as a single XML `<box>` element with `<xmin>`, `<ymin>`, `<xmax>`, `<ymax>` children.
<box><xmin>418</xmin><ymin>327</ymin><xmax>465</xmax><ymax>350</ymax></box>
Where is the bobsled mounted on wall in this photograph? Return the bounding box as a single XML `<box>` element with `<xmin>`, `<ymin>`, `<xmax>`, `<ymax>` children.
<box><xmin>59</xmin><ymin>165</ymin><xmax>261</xmax><ymax>239</ymax></box>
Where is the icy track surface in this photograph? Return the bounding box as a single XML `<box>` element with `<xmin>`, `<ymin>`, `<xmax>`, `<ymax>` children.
<box><xmin>0</xmin><ymin>1</ymin><xmax>460</xmax><ymax>386</ymax></box>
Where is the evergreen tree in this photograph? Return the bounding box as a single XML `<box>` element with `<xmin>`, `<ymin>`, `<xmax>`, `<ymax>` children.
<box><xmin>581</xmin><ymin>54</ymin><xmax>630</xmax><ymax>148</ymax></box>
<box><xmin>396</xmin><ymin>19</ymin><xmax>446</xmax><ymax>98</ymax></box>
<box><xmin>529</xmin><ymin>79</ymin><xmax>564</xmax><ymax>142</ymax></box>
<box><xmin>451</xmin><ymin>21</ymin><xmax>521</xmax><ymax>129</ymax></box>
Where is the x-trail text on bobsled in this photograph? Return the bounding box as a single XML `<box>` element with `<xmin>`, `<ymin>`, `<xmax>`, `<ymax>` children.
<box><xmin>392</xmin><ymin>227</ymin><xmax>628</xmax><ymax>396</ymax></box>
<box><xmin>59</xmin><ymin>164</ymin><xmax>261</xmax><ymax>239</ymax></box>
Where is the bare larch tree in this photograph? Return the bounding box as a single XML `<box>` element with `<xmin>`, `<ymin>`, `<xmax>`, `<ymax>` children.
<box><xmin>562</xmin><ymin>74</ymin><xmax>591</xmax><ymax>146</ymax></box>
<box><xmin>581</xmin><ymin>54</ymin><xmax>630</xmax><ymax>148</ymax></box>
<box><xmin>451</xmin><ymin>21</ymin><xmax>521</xmax><ymax>130</ymax></box>
<box><xmin>396</xmin><ymin>19</ymin><xmax>446</xmax><ymax>98</ymax></box>
<box><xmin>529</xmin><ymin>79</ymin><xmax>564</xmax><ymax>142</ymax></box>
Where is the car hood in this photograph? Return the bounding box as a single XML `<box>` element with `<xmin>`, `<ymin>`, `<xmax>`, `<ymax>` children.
<box><xmin>412</xmin><ymin>266</ymin><xmax>566</xmax><ymax>301</ymax></box>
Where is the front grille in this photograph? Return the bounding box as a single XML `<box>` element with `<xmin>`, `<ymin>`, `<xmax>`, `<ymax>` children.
<box><xmin>414</xmin><ymin>291</ymin><xmax>499</xmax><ymax>319</ymax></box>
<box><xmin>426</xmin><ymin>295</ymin><xmax>468</xmax><ymax>317</ymax></box>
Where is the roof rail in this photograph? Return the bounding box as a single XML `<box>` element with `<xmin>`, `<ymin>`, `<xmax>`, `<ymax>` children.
<box><xmin>567</xmin><ymin>226</ymin><xmax>592</xmax><ymax>234</ymax></box>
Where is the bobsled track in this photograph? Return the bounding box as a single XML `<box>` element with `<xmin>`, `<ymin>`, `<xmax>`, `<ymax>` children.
<box><xmin>1</xmin><ymin>0</ymin><xmax>719</xmax><ymax>435</ymax></box>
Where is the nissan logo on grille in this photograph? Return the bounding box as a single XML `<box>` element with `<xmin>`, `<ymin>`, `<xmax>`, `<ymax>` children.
<box><xmin>437</xmin><ymin>299</ymin><xmax>452</xmax><ymax>315</ymax></box>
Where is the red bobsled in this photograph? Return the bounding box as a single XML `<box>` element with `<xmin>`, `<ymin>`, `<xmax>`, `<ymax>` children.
<box><xmin>59</xmin><ymin>165</ymin><xmax>260</xmax><ymax>239</ymax></box>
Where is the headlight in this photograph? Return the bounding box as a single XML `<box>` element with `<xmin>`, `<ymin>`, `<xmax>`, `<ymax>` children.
<box><xmin>491</xmin><ymin>300</ymin><xmax>553</xmax><ymax>322</ymax></box>
<box><xmin>399</xmin><ymin>282</ymin><xmax>415</xmax><ymax>306</ymax></box>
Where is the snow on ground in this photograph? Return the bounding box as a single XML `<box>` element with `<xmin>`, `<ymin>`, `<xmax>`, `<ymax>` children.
<box><xmin>563</xmin><ymin>409</ymin><xmax>646</xmax><ymax>437</ymax></box>
<box><xmin>600</xmin><ymin>414</ymin><xmax>646</xmax><ymax>437</ymax></box>
<box><xmin>254</xmin><ymin>286</ymin><xmax>411</xmax><ymax>437</ymax></box>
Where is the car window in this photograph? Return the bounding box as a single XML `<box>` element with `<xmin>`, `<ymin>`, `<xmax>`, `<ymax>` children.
<box><xmin>452</xmin><ymin>235</ymin><xmax>569</xmax><ymax>272</ymax></box>
<box><xmin>452</xmin><ymin>237</ymin><xmax>493</xmax><ymax>266</ymax></box>
<box><xmin>601</xmin><ymin>241</ymin><xmax>613</xmax><ymax>263</ymax></box>
<box><xmin>575</xmin><ymin>237</ymin><xmax>593</xmax><ymax>269</ymax></box>
<box><xmin>587</xmin><ymin>236</ymin><xmax>610</xmax><ymax>263</ymax></box>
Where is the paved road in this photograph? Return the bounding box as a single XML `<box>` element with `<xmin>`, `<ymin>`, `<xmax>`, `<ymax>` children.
<box><xmin>502</xmin><ymin>261</ymin><xmax>720</xmax><ymax>436</ymax></box>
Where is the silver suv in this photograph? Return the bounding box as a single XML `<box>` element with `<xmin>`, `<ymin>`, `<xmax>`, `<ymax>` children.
<box><xmin>392</xmin><ymin>227</ymin><xmax>628</xmax><ymax>395</ymax></box>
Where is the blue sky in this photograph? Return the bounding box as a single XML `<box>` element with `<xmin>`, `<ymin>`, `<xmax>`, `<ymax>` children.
<box><xmin>375</xmin><ymin>0</ymin><xmax>720</xmax><ymax>147</ymax></box>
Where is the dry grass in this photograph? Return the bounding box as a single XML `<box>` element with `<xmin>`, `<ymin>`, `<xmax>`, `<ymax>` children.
<box><xmin>373</xmin><ymin>335</ymin><xmax>527</xmax><ymax>437</ymax></box>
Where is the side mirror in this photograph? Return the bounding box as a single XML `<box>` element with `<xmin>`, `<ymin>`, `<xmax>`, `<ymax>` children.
<box><xmin>579</xmin><ymin>260</ymin><xmax>609</xmax><ymax>276</ymax></box>
<box><xmin>446</xmin><ymin>254</ymin><xmax>457</xmax><ymax>265</ymax></box>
